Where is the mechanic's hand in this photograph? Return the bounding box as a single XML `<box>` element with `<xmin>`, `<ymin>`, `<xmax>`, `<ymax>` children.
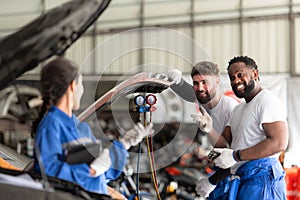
<box><xmin>119</xmin><ymin>123</ymin><xmax>154</xmax><ymax>150</ymax></box>
<box><xmin>213</xmin><ymin>148</ymin><xmax>237</xmax><ymax>169</ymax></box>
<box><xmin>196</xmin><ymin>177</ymin><xmax>216</xmax><ymax>198</ymax></box>
<box><xmin>90</xmin><ymin>148</ymin><xmax>111</xmax><ymax>177</ymax></box>
<box><xmin>191</xmin><ymin>106</ymin><xmax>212</xmax><ymax>133</ymax></box>
<box><xmin>167</xmin><ymin>69</ymin><xmax>182</xmax><ymax>84</ymax></box>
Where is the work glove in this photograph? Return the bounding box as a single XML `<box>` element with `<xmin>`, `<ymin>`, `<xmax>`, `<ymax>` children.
<box><xmin>196</xmin><ymin>177</ymin><xmax>216</xmax><ymax>198</ymax></box>
<box><xmin>167</xmin><ymin>69</ymin><xmax>182</xmax><ymax>85</ymax></box>
<box><xmin>119</xmin><ymin>122</ymin><xmax>154</xmax><ymax>150</ymax></box>
<box><xmin>191</xmin><ymin>106</ymin><xmax>212</xmax><ymax>133</ymax></box>
<box><xmin>90</xmin><ymin>148</ymin><xmax>111</xmax><ymax>177</ymax></box>
<box><xmin>213</xmin><ymin>148</ymin><xmax>237</xmax><ymax>169</ymax></box>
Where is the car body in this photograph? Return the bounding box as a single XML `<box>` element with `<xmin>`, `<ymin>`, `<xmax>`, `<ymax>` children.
<box><xmin>0</xmin><ymin>0</ymin><xmax>176</xmax><ymax>199</ymax></box>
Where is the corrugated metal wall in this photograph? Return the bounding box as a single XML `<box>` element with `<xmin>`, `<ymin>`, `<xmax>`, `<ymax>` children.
<box><xmin>2</xmin><ymin>0</ymin><xmax>300</xmax><ymax>159</ymax></box>
<box><xmin>0</xmin><ymin>0</ymin><xmax>299</xmax><ymax>75</ymax></box>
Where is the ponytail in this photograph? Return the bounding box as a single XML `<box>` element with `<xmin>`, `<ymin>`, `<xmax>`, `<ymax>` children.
<box><xmin>31</xmin><ymin>57</ymin><xmax>79</xmax><ymax>138</ymax></box>
<box><xmin>31</xmin><ymin>96</ymin><xmax>50</xmax><ymax>137</ymax></box>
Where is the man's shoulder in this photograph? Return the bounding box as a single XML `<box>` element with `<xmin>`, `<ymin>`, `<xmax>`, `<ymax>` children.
<box><xmin>221</xmin><ymin>95</ymin><xmax>239</xmax><ymax>107</ymax></box>
<box><xmin>257</xmin><ymin>89</ymin><xmax>281</xmax><ymax>104</ymax></box>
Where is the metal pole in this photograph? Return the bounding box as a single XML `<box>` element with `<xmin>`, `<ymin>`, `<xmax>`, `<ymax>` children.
<box><xmin>289</xmin><ymin>0</ymin><xmax>296</xmax><ymax>76</ymax></box>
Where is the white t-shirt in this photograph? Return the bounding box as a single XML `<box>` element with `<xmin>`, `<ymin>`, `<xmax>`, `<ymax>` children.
<box><xmin>229</xmin><ymin>89</ymin><xmax>287</xmax><ymax>173</ymax></box>
<box><xmin>210</xmin><ymin>95</ymin><xmax>239</xmax><ymax>134</ymax></box>
<box><xmin>201</xmin><ymin>95</ymin><xmax>239</xmax><ymax>149</ymax></box>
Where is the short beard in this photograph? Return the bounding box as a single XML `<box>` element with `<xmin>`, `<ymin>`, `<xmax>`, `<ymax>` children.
<box><xmin>233</xmin><ymin>79</ymin><xmax>255</xmax><ymax>98</ymax></box>
<box><xmin>196</xmin><ymin>90</ymin><xmax>216</xmax><ymax>104</ymax></box>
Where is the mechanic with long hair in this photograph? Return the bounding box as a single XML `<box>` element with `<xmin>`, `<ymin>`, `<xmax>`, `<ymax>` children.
<box><xmin>32</xmin><ymin>57</ymin><xmax>154</xmax><ymax>195</ymax></box>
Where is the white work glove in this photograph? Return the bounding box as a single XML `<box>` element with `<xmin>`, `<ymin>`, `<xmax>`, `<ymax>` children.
<box><xmin>119</xmin><ymin>123</ymin><xmax>154</xmax><ymax>150</ymax></box>
<box><xmin>213</xmin><ymin>148</ymin><xmax>237</xmax><ymax>169</ymax></box>
<box><xmin>196</xmin><ymin>177</ymin><xmax>216</xmax><ymax>198</ymax></box>
<box><xmin>167</xmin><ymin>69</ymin><xmax>182</xmax><ymax>85</ymax></box>
<box><xmin>191</xmin><ymin>106</ymin><xmax>212</xmax><ymax>133</ymax></box>
<box><xmin>90</xmin><ymin>148</ymin><xmax>111</xmax><ymax>177</ymax></box>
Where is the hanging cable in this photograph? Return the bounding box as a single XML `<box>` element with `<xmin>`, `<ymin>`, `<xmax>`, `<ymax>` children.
<box><xmin>135</xmin><ymin>143</ymin><xmax>141</xmax><ymax>200</ymax></box>
<box><xmin>145</xmin><ymin>94</ymin><xmax>161</xmax><ymax>200</ymax></box>
<box><xmin>133</xmin><ymin>93</ymin><xmax>161</xmax><ymax>200</ymax></box>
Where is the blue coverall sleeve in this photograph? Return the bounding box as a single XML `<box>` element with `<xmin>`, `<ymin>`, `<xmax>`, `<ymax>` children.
<box><xmin>35</xmin><ymin>122</ymin><xmax>90</xmax><ymax>186</ymax></box>
<box><xmin>105</xmin><ymin>140</ymin><xmax>128</xmax><ymax>180</ymax></box>
<box><xmin>74</xmin><ymin>120</ymin><xmax>128</xmax><ymax>181</ymax></box>
<box><xmin>74</xmin><ymin>119</ymin><xmax>96</xmax><ymax>140</ymax></box>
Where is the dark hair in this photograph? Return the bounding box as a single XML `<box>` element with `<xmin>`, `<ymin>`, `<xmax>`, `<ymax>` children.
<box><xmin>191</xmin><ymin>61</ymin><xmax>220</xmax><ymax>77</ymax></box>
<box><xmin>31</xmin><ymin>57</ymin><xmax>79</xmax><ymax>136</ymax></box>
<box><xmin>227</xmin><ymin>56</ymin><xmax>259</xmax><ymax>71</ymax></box>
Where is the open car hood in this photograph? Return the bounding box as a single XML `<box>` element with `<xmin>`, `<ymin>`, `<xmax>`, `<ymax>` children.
<box><xmin>0</xmin><ymin>1</ymin><xmax>199</xmax><ymax>197</ymax></box>
<box><xmin>0</xmin><ymin>0</ymin><xmax>111</xmax><ymax>90</ymax></box>
<box><xmin>78</xmin><ymin>72</ymin><xmax>173</xmax><ymax>122</ymax></box>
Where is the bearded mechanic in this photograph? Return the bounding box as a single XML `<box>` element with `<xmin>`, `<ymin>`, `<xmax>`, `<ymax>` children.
<box><xmin>168</xmin><ymin>61</ymin><xmax>239</xmax><ymax>198</ymax></box>
<box><xmin>191</xmin><ymin>56</ymin><xmax>289</xmax><ymax>199</ymax></box>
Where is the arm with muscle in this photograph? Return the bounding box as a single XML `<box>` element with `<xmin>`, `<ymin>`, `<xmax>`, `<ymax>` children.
<box><xmin>235</xmin><ymin>121</ymin><xmax>288</xmax><ymax>161</ymax></box>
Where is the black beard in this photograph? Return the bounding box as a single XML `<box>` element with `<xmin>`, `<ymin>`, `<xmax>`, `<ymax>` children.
<box><xmin>196</xmin><ymin>91</ymin><xmax>215</xmax><ymax>104</ymax></box>
<box><xmin>233</xmin><ymin>79</ymin><xmax>255</xmax><ymax>98</ymax></box>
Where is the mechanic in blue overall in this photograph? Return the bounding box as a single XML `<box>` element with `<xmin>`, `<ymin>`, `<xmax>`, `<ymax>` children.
<box><xmin>191</xmin><ymin>55</ymin><xmax>288</xmax><ymax>199</ymax></box>
<box><xmin>168</xmin><ymin>61</ymin><xmax>239</xmax><ymax>199</ymax></box>
<box><xmin>32</xmin><ymin>57</ymin><xmax>154</xmax><ymax>195</ymax></box>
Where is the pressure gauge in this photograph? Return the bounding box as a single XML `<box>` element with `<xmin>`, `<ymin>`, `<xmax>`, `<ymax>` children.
<box><xmin>146</xmin><ymin>94</ymin><xmax>157</xmax><ymax>106</ymax></box>
<box><xmin>134</xmin><ymin>95</ymin><xmax>145</xmax><ymax>106</ymax></box>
